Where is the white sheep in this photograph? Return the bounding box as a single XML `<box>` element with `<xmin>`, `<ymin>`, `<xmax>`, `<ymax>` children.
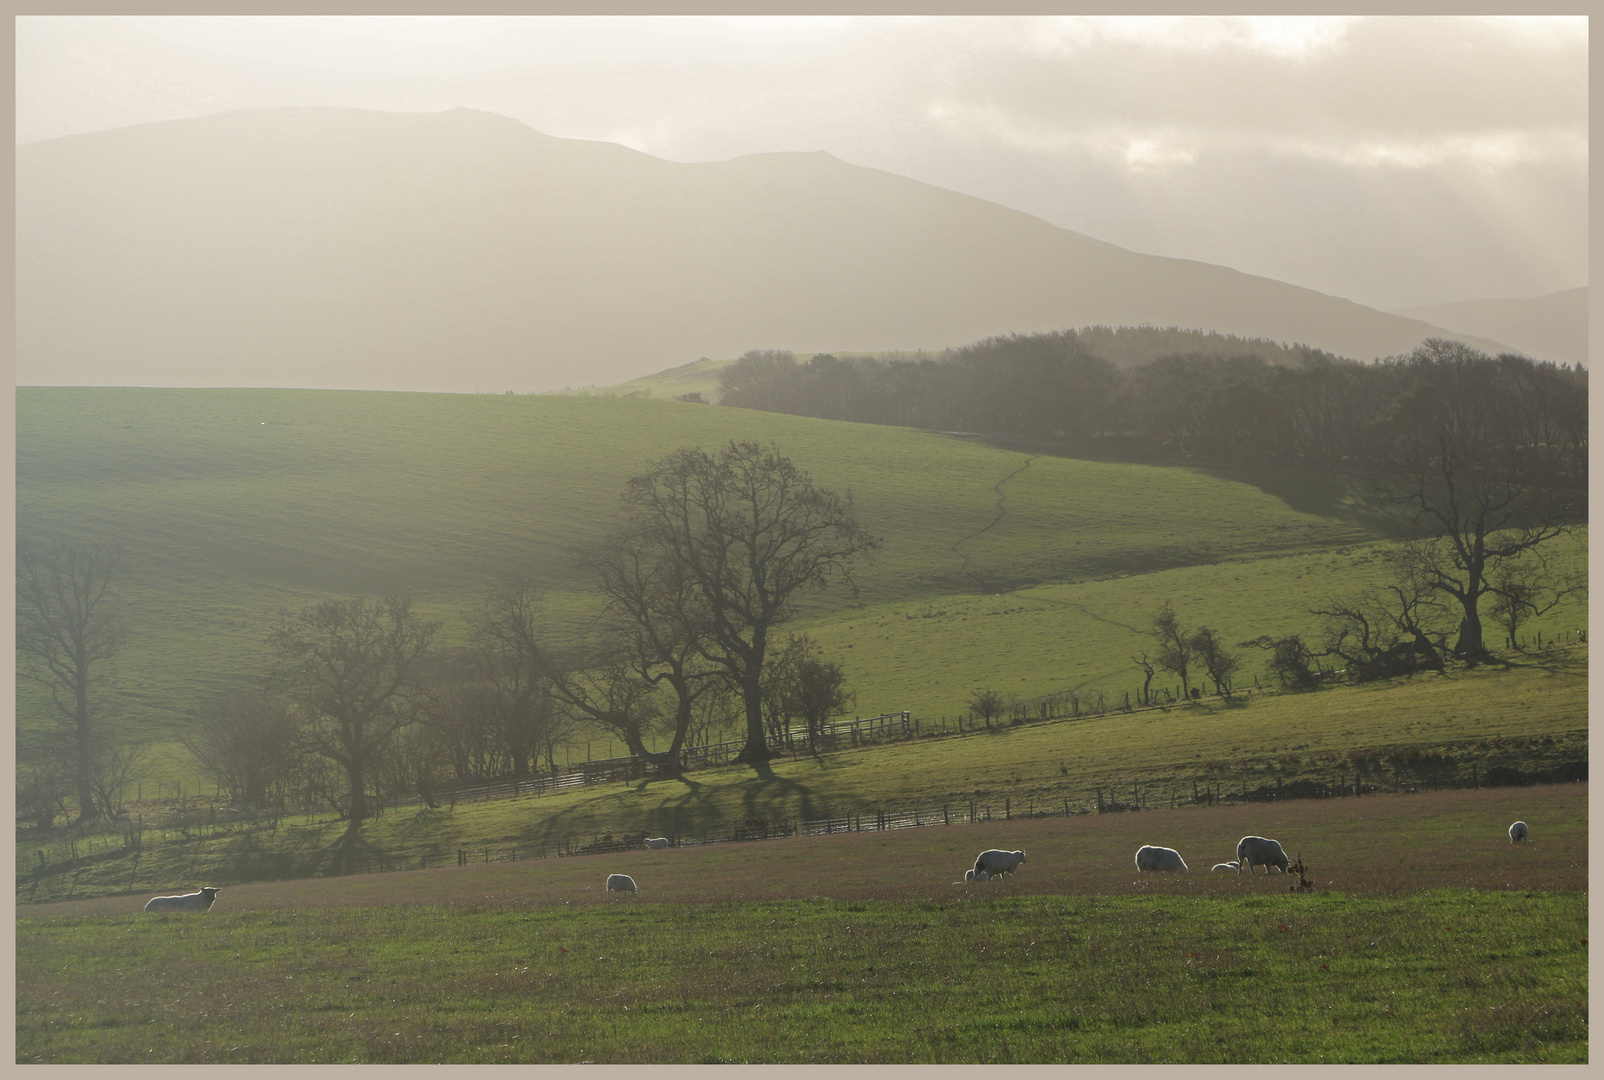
<box><xmin>1509</xmin><ymin>820</ymin><xmax>1529</xmax><ymax>844</ymax></box>
<box><xmin>605</xmin><ymin>873</ymin><xmax>638</xmax><ymax>896</ymax></box>
<box><xmin>973</xmin><ymin>849</ymin><xmax>1026</xmax><ymax>880</ymax></box>
<box><xmin>1135</xmin><ymin>845</ymin><xmax>1188</xmax><ymax>872</ymax></box>
<box><xmin>964</xmin><ymin>868</ymin><xmax>992</xmax><ymax>883</ymax></box>
<box><xmin>1237</xmin><ymin>835</ymin><xmax>1289</xmax><ymax>875</ymax></box>
<box><xmin>144</xmin><ymin>886</ymin><xmax>221</xmax><ymax>913</ymax></box>
<box><xmin>1211</xmin><ymin>861</ymin><xmax>1240</xmax><ymax>872</ymax></box>
<box><xmin>643</xmin><ymin>837</ymin><xmax>670</xmax><ymax>850</ymax></box>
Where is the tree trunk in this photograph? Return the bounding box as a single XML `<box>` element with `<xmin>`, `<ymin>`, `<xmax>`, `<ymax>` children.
<box><xmin>74</xmin><ymin>670</ymin><xmax>96</xmax><ymax>823</ymax></box>
<box><xmin>1453</xmin><ymin>590</ymin><xmax>1487</xmax><ymax>659</ymax></box>
<box><xmin>737</xmin><ymin>669</ymin><xmax>772</xmax><ymax>763</ymax></box>
<box><xmin>346</xmin><ymin>756</ymin><xmax>370</xmax><ymax>822</ymax></box>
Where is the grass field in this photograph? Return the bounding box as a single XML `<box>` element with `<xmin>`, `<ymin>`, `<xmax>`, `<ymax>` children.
<box><xmin>16</xmin><ymin>784</ymin><xmax>1587</xmax><ymax>1064</ymax></box>
<box><xmin>16</xmin><ymin>389</ymin><xmax>1378</xmax><ymax>710</ymax></box>
<box><xmin>17</xmin><ymin>644</ymin><xmax>1585</xmax><ymax>906</ymax></box>
<box><xmin>16</xmin><ymin>387</ymin><xmax>1585</xmax><ymax>790</ymax></box>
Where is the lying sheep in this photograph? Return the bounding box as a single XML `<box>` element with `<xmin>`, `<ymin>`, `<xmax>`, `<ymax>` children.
<box><xmin>1211</xmin><ymin>861</ymin><xmax>1241</xmax><ymax>872</ymax></box>
<box><xmin>1509</xmin><ymin>820</ymin><xmax>1529</xmax><ymax>844</ymax></box>
<box><xmin>964</xmin><ymin>868</ymin><xmax>991</xmax><ymax>883</ymax></box>
<box><xmin>643</xmin><ymin>837</ymin><xmax>670</xmax><ymax>850</ymax></box>
<box><xmin>1237</xmin><ymin>835</ymin><xmax>1290</xmax><ymax>875</ymax></box>
<box><xmin>973</xmin><ymin>849</ymin><xmax>1026</xmax><ymax>880</ymax></box>
<box><xmin>1135</xmin><ymin>845</ymin><xmax>1188</xmax><ymax>872</ymax></box>
<box><xmin>606</xmin><ymin>873</ymin><xmax>638</xmax><ymax>896</ymax></box>
<box><xmin>144</xmin><ymin>886</ymin><xmax>221</xmax><ymax>914</ymax></box>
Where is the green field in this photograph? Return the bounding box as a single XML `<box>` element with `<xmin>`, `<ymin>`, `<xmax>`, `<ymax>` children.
<box><xmin>16</xmin><ymin>387</ymin><xmax>1584</xmax><ymax>783</ymax></box>
<box><xmin>18</xmin><ymin>644</ymin><xmax>1585</xmax><ymax>906</ymax></box>
<box><xmin>16</xmin><ymin>784</ymin><xmax>1587</xmax><ymax>1063</ymax></box>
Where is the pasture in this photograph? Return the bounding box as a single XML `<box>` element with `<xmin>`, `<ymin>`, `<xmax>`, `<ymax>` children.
<box><xmin>17</xmin><ymin>645</ymin><xmax>1586</xmax><ymax>905</ymax></box>
<box><xmin>18</xmin><ymin>385</ymin><xmax>1390</xmax><ymax>755</ymax></box>
<box><xmin>16</xmin><ymin>785</ymin><xmax>1586</xmax><ymax>1063</ymax></box>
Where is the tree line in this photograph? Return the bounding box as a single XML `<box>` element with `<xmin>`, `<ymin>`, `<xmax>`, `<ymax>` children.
<box><xmin>16</xmin><ymin>442</ymin><xmax>879</xmax><ymax>830</ymax></box>
<box><xmin>716</xmin><ymin>333</ymin><xmax>1587</xmax><ymax>487</ymax></box>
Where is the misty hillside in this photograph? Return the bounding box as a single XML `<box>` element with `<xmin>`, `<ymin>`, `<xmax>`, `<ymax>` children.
<box><xmin>17</xmin><ymin>107</ymin><xmax>1515</xmax><ymax>393</ymax></box>
<box><xmin>1391</xmin><ymin>288</ymin><xmax>1587</xmax><ymax>368</ymax></box>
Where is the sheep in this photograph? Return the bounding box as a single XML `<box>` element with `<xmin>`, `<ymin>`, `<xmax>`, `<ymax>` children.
<box><xmin>964</xmin><ymin>868</ymin><xmax>991</xmax><ymax>883</ymax></box>
<box><xmin>1509</xmin><ymin>820</ymin><xmax>1529</xmax><ymax>844</ymax></box>
<box><xmin>1236</xmin><ymin>835</ymin><xmax>1289</xmax><ymax>875</ymax></box>
<box><xmin>973</xmin><ymin>849</ymin><xmax>1026</xmax><ymax>880</ymax></box>
<box><xmin>643</xmin><ymin>837</ymin><xmax>670</xmax><ymax>850</ymax></box>
<box><xmin>1211</xmin><ymin>861</ymin><xmax>1241</xmax><ymax>872</ymax></box>
<box><xmin>1135</xmin><ymin>845</ymin><xmax>1188</xmax><ymax>872</ymax></box>
<box><xmin>605</xmin><ymin>873</ymin><xmax>638</xmax><ymax>896</ymax></box>
<box><xmin>143</xmin><ymin>886</ymin><xmax>221</xmax><ymax>913</ymax></box>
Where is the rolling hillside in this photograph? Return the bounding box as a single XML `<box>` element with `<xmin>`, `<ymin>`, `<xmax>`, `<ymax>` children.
<box><xmin>16</xmin><ymin>107</ymin><xmax>1514</xmax><ymax>393</ymax></box>
<box><xmin>17</xmin><ymin>386</ymin><xmax>1405</xmax><ymax>745</ymax></box>
<box><xmin>1390</xmin><ymin>287</ymin><xmax>1587</xmax><ymax>368</ymax></box>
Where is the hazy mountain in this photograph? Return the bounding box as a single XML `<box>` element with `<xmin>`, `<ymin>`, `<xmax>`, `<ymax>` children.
<box><xmin>17</xmin><ymin>107</ymin><xmax>1517</xmax><ymax>393</ymax></box>
<box><xmin>1389</xmin><ymin>289</ymin><xmax>1587</xmax><ymax>368</ymax></box>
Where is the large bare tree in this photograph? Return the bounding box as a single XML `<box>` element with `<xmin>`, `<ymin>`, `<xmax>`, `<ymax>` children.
<box><xmin>622</xmin><ymin>441</ymin><xmax>880</xmax><ymax>765</ymax></box>
<box><xmin>1376</xmin><ymin>340</ymin><xmax>1584</xmax><ymax>659</ymax></box>
<box><xmin>15</xmin><ymin>539</ymin><xmax>125</xmax><ymax>824</ymax></box>
<box><xmin>269</xmin><ymin>596</ymin><xmax>438</xmax><ymax>822</ymax></box>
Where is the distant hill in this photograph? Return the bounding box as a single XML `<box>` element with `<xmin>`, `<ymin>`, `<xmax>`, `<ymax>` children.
<box><xmin>1390</xmin><ymin>288</ymin><xmax>1587</xmax><ymax>367</ymax></box>
<box><xmin>17</xmin><ymin>107</ymin><xmax>1515</xmax><ymax>393</ymax></box>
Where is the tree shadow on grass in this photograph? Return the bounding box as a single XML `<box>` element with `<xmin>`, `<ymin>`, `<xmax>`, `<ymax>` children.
<box><xmin>729</xmin><ymin>757</ymin><xmax>827</xmax><ymax>825</ymax></box>
<box><xmin>319</xmin><ymin>821</ymin><xmax>387</xmax><ymax>877</ymax></box>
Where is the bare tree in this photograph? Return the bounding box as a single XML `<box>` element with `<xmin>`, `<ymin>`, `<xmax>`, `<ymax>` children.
<box><xmin>543</xmin><ymin>648</ymin><xmax>664</xmax><ymax>764</ymax></box>
<box><xmin>1149</xmin><ymin>602</ymin><xmax>1196</xmax><ymax>698</ymax></box>
<box><xmin>469</xmin><ymin>579</ymin><xmax>561</xmax><ymax>778</ymax></box>
<box><xmin>87</xmin><ymin>740</ymin><xmax>150</xmax><ymax>819</ymax></box>
<box><xmin>16</xmin><ymin>758</ymin><xmax>71</xmax><ymax>832</ymax></box>
<box><xmin>183</xmin><ymin>692</ymin><xmax>300</xmax><ymax>809</ymax></box>
<box><xmin>780</xmin><ymin>636</ymin><xmax>855</xmax><ymax>750</ymax></box>
<box><xmin>585</xmin><ymin>529</ymin><xmax>726</xmax><ymax>777</ymax></box>
<box><xmin>1313</xmin><ymin>572</ymin><xmax>1450</xmax><ymax>680</ymax></box>
<box><xmin>968</xmin><ymin>687</ymin><xmax>1008</xmax><ymax>725</ymax></box>
<box><xmin>1484</xmin><ymin>550</ymin><xmax>1587</xmax><ymax>651</ymax></box>
<box><xmin>269</xmin><ymin>596</ymin><xmax>439</xmax><ymax>822</ymax></box>
<box><xmin>1239</xmin><ymin>635</ymin><xmax>1320</xmax><ymax>689</ymax></box>
<box><xmin>15</xmin><ymin>539</ymin><xmax>125</xmax><ymax>824</ymax></box>
<box><xmin>1374</xmin><ymin>340</ymin><xmax>1584</xmax><ymax>659</ymax></box>
<box><xmin>1190</xmin><ymin>627</ymin><xmax>1241</xmax><ymax>696</ymax></box>
<box><xmin>621</xmin><ymin>441</ymin><xmax>879</xmax><ymax>765</ymax></box>
<box><xmin>1132</xmin><ymin>651</ymin><xmax>1156</xmax><ymax>704</ymax></box>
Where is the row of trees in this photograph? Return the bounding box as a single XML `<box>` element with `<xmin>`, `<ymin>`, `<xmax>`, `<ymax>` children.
<box><xmin>17</xmin><ymin>442</ymin><xmax>880</xmax><ymax>828</ymax></box>
<box><xmin>717</xmin><ymin>336</ymin><xmax>1587</xmax><ymax>488</ymax></box>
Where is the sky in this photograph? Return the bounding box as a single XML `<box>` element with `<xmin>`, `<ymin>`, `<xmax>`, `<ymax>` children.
<box><xmin>15</xmin><ymin>14</ymin><xmax>1587</xmax><ymax>311</ymax></box>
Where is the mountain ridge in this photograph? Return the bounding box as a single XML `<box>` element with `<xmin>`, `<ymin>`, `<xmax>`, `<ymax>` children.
<box><xmin>17</xmin><ymin>106</ymin><xmax>1524</xmax><ymax>393</ymax></box>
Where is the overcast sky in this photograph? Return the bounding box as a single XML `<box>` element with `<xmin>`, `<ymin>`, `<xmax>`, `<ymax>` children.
<box><xmin>16</xmin><ymin>14</ymin><xmax>1587</xmax><ymax>310</ymax></box>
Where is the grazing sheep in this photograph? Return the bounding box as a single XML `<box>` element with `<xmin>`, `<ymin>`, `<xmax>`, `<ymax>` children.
<box><xmin>1509</xmin><ymin>820</ymin><xmax>1529</xmax><ymax>844</ymax></box>
<box><xmin>1135</xmin><ymin>845</ymin><xmax>1188</xmax><ymax>872</ymax></box>
<box><xmin>973</xmin><ymin>849</ymin><xmax>1026</xmax><ymax>880</ymax></box>
<box><xmin>144</xmin><ymin>886</ymin><xmax>221</xmax><ymax>914</ymax></box>
<box><xmin>964</xmin><ymin>868</ymin><xmax>991</xmax><ymax>883</ymax></box>
<box><xmin>643</xmin><ymin>837</ymin><xmax>670</xmax><ymax>850</ymax></box>
<box><xmin>605</xmin><ymin>873</ymin><xmax>638</xmax><ymax>896</ymax></box>
<box><xmin>1236</xmin><ymin>835</ymin><xmax>1289</xmax><ymax>875</ymax></box>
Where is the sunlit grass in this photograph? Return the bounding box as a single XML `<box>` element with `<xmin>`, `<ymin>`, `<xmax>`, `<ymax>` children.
<box><xmin>16</xmin><ymin>885</ymin><xmax>1586</xmax><ymax>1063</ymax></box>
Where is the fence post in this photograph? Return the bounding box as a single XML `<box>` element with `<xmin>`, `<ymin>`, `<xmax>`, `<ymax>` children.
<box><xmin>1005</xmin><ymin>797</ymin><xmax>1010</xmax><ymax>820</ymax></box>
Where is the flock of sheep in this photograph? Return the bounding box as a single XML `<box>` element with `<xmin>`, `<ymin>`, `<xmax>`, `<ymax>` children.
<box><xmin>140</xmin><ymin>822</ymin><xmax>1534</xmax><ymax>912</ymax></box>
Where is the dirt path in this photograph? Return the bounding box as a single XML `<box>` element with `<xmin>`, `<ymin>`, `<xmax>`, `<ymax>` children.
<box><xmin>951</xmin><ymin>456</ymin><xmax>1034</xmax><ymax>592</ymax></box>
